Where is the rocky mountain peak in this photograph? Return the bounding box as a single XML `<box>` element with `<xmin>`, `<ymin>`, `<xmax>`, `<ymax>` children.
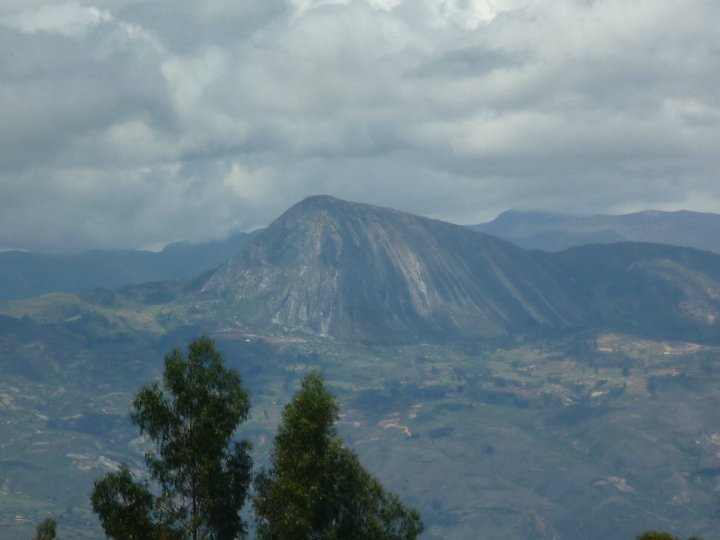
<box><xmin>201</xmin><ymin>196</ymin><xmax>581</xmax><ymax>343</ymax></box>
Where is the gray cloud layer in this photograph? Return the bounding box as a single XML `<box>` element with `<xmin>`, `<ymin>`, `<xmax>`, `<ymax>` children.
<box><xmin>1</xmin><ymin>0</ymin><xmax>719</xmax><ymax>251</ymax></box>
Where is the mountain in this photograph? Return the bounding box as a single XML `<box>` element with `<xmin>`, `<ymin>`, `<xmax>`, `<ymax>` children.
<box><xmin>0</xmin><ymin>231</ymin><xmax>257</xmax><ymax>301</ymax></box>
<box><xmin>6</xmin><ymin>196</ymin><xmax>720</xmax><ymax>347</ymax></box>
<box><xmin>200</xmin><ymin>196</ymin><xmax>720</xmax><ymax>345</ymax></box>
<box><xmin>472</xmin><ymin>209</ymin><xmax>720</xmax><ymax>253</ymax></box>
<box><xmin>200</xmin><ymin>196</ymin><xmax>583</xmax><ymax>343</ymax></box>
<box><xmin>8</xmin><ymin>203</ymin><xmax>719</xmax><ymax>310</ymax></box>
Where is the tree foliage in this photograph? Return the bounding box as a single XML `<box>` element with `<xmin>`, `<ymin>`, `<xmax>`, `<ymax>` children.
<box><xmin>90</xmin><ymin>464</ymin><xmax>158</xmax><ymax>539</ymax></box>
<box><xmin>33</xmin><ymin>518</ymin><xmax>57</xmax><ymax>540</ymax></box>
<box><xmin>636</xmin><ymin>532</ymin><xmax>704</xmax><ymax>540</ymax></box>
<box><xmin>253</xmin><ymin>372</ymin><xmax>423</xmax><ymax>539</ymax></box>
<box><xmin>90</xmin><ymin>337</ymin><xmax>252</xmax><ymax>540</ymax></box>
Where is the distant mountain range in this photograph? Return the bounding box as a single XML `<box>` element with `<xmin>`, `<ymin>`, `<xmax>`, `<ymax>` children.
<box><xmin>0</xmin><ymin>231</ymin><xmax>257</xmax><ymax>301</ymax></box>
<box><xmin>4</xmin><ymin>205</ymin><xmax>720</xmax><ymax>306</ymax></box>
<box><xmin>472</xmin><ymin>209</ymin><xmax>720</xmax><ymax>253</ymax></box>
<box><xmin>6</xmin><ymin>196</ymin><xmax>718</xmax><ymax>345</ymax></box>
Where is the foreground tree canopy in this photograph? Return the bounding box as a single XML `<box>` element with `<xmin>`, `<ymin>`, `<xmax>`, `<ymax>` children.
<box><xmin>33</xmin><ymin>518</ymin><xmax>57</xmax><ymax>540</ymax></box>
<box><xmin>91</xmin><ymin>337</ymin><xmax>252</xmax><ymax>540</ymax></box>
<box><xmin>636</xmin><ymin>532</ymin><xmax>704</xmax><ymax>540</ymax></box>
<box><xmin>253</xmin><ymin>372</ymin><xmax>424</xmax><ymax>539</ymax></box>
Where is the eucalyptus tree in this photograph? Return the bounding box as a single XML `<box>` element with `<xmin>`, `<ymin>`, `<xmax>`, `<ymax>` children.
<box><xmin>91</xmin><ymin>337</ymin><xmax>252</xmax><ymax>540</ymax></box>
<box><xmin>33</xmin><ymin>518</ymin><xmax>57</xmax><ymax>540</ymax></box>
<box><xmin>636</xmin><ymin>532</ymin><xmax>704</xmax><ymax>540</ymax></box>
<box><xmin>253</xmin><ymin>372</ymin><xmax>423</xmax><ymax>539</ymax></box>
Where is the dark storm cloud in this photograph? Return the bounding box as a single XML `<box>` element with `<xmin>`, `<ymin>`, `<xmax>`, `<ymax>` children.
<box><xmin>1</xmin><ymin>0</ymin><xmax>719</xmax><ymax>251</ymax></box>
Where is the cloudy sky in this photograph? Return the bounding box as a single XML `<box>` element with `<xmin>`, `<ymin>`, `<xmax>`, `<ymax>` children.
<box><xmin>1</xmin><ymin>0</ymin><xmax>718</xmax><ymax>252</ymax></box>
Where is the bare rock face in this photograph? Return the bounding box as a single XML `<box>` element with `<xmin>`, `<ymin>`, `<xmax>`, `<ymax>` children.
<box><xmin>202</xmin><ymin>196</ymin><xmax>582</xmax><ymax>343</ymax></box>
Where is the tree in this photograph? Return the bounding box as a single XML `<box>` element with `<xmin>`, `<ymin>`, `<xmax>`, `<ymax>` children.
<box><xmin>91</xmin><ymin>337</ymin><xmax>252</xmax><ymax>540</ymax></box>
<box><xmin>253</xmin><ymin>372</ymin><xmax>423</xmax><ymax>539</ymax></box>
<box><xmin>33</xmin><ymin>518</ymin><xmax>57</xmax><ymax>540</ymax></box>
<box><xmin>90</xmin><ymin>464</ymin><xmax>158</xmax><ymax>539</ymax></box>
<box><xmin>636</xmin><ymin>532</ymin><xmax>704</xmax><ymax>540</ymax></box>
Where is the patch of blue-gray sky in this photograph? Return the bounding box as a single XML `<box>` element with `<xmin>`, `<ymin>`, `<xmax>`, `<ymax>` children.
<box><xmin>1</xmin><ymin>0</ymin><xmax>718</xmax><ymax>252</ymax></box>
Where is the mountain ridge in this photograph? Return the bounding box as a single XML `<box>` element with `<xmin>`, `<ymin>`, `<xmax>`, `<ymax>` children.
<box><xmin>0</xmin><ymin>231</ymin><xmax>257</xmax><ymax>301</ymax></box>
<box><xmin>473</xmin><ymin>208</ymin><xmax>720</xmax><ymax>253</ymax></box>
<box><xmin>4</xmin><ymin>201</ymin><xmax>720</xmax><ymax>303</ymax></box>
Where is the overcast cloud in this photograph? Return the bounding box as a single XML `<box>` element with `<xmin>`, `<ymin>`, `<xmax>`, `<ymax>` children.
<box><xmin>1</xmin><ymin>0</ymin><xmax>718</xmax><ymax>251</ymax></box>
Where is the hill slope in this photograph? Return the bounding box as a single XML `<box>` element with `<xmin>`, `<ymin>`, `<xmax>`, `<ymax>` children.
<box><xmin>550</xmin><ymin>242</ymin><xmax>720</xmax><ymax>342</ymax></box>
